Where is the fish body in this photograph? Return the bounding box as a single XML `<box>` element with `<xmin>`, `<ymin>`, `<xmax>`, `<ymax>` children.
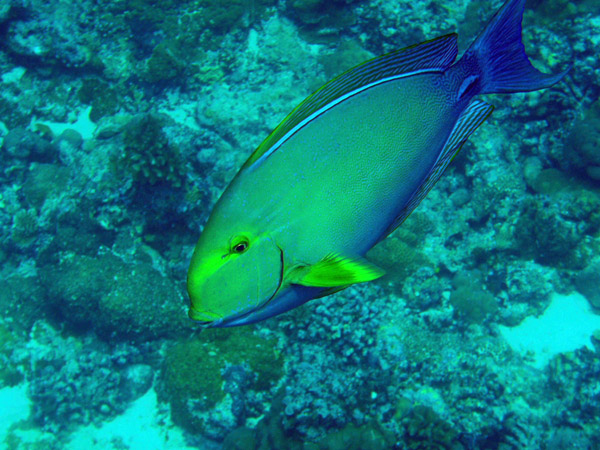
<box><xmin>187</xmin><ymin>0</ymin><xmax>566</xmax><ymax>327</ymax></box>
<box><xmin>225</xmin><ymin>71</ymin><xmax>456</xmax><ymax>257</ymax></box>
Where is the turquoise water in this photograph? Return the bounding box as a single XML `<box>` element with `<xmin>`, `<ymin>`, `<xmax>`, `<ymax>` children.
<box><xmin>0</xmin><ymin>0</ymin><xmax>599</xmax><ymax>448</ymax></box>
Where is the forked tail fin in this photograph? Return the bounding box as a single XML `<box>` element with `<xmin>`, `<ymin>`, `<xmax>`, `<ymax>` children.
<box><xmin>458</xmin><ymin>0</ymin><xmax>568</xmax><ymax>95</ymax></box>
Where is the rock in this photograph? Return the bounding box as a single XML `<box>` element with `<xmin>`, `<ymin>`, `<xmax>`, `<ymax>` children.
<box><xmin>121</xmin><ymin>364</ymin><xmax>154</xmax><ymax>402</ymax></box>
<box><xmin>2</xmin><ymin>127</ymin><xmax>55</xmax><ymax>160</ymax></box>
<box><xmin>575</xmin><ymin>262</ymin><xmax>600</xmax><ymax>309</ymax></box>
<box><xmin>57</xmin><ymin>128</ymin><xmax>83</xmax><ymax>149</ymax></box>
<box><xmin>223</xmin><ymin>427</ymin><xmax>257</xmax><ymax>450</ymax></box>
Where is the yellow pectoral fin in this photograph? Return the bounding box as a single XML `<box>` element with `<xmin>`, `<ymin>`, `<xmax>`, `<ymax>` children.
<box><xmin>289</xmin><ymin>254</ymin><xmax>385</xmax><ymax>288</ymax></box>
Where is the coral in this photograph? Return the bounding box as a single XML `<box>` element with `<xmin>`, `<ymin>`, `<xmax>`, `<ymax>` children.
<box><xmin>278</xmin><ymin>284</ymin><xmax>399</xmax><ymax>441</ymax></box>
<box><xmin>0</xmin><ymin>96</ymin><xmax>29</xmax><ymax>130</ymax></box>
<box><xmin>0</xmin><ymin>321</ymin><xmax>24</xmax><ymax>387</ymax></box>
<box><xmin>0</xmin><ymin>276</ymin><xmax>45</xmax><ymax>333</ymax></box>
<box><xmin>128</xmin><ymin>0</ymin><xmax>248</xmax><ymax>38</ymax></box>
<box><xmin>40</xmin><ymin>253</ymin><xmax>117</xmax><ymax>326</ymax></box>
<box><xmin>26</xmin><ymin>321</ymin><xmax>155</xmax><ymax>432</ymax></box>
<box><xmin>368</xmin><ymin>213</ymin><xmax>434</xmax><ymax>295</ymax></box>
<box><xmin>125</xmin><ymin>0</ymin><xmax>276</xmax><ymax>60</ymax></box>
<box><xmin>470</xmin><ymin>165</ymin><xmax>526</xmax><ymax>223</ymax></box>
<box><xmin>222</xmin><ymin>427</ymin><xmax>258</xmax><ymax>450</ymax></box>
<box><xmin>159</xmin><ymin>328</ymin><xmax>283</xmax><ymax>438</ymax></box>
<box><xmin>394</xmin><ymin>399</ymin><xmax>458</xmax><ymax>450</ymax></box>
<box><xmin>39</xmin><ymin>252</ymin><xmax>192</xmax><ymax>341</ymax></box>
<box><xmin>563</xmin><ymin>190</ymin><xmax>600</xmax><ymax>233</ymax></box>
<box><xmin>198</xmin><ymin>0</ymin><xmax>248</xmax><ymax>33</ymax></box>
<box><xmin>529</xmin><ymin>0</ymin><xmax>579</xmax><ymax>23</ymax></box>
<box><xmin>450</xmin><ymin>286</ymin><xmax>496</xmax><ymax>325</ymax></box>
<box><xmin>144</xmin><ymin>40</ymin><xmax>186</xmax><ymax>84</ymax></box>
<box><xmin>112</xmin><ymin>113</ymin><xmax>186</xmax><ymax>189</ymax></box>
<box><xmin>527</xmin><ymin>168</ymin><xmax>575</xmax><ymax>196</ymax></box>
<box><xmin>564</xmin><ymin>101</ymin><xmax>600</xmax><ymax>181</ymax></box>
<box><xmin>316</xmin><ymin>422</ymin><xmax>393</xmax><ymax>450</ymax></box>
<box><xmin>0</xmin><ymin>2</ymin><xmax>11</xmax><ymax>23</ymax></box>
<box><xmin>36</xmin><ymin>210</ymin><xmax>117</xmax><ymax>265</ymax></box>
<box><xmin>403</xmin><ymin>210</ymin><xmax>434</xmax><ymax>237</ymax></box>
<box><xmin>56</xmin><ymin>128</ymin><xmax>83</xmax><ymax>149</ymax></box>
<box><xmin>575</xmin><ymin>261</ymin><xmax>600</xmax><ymax>310</ymax></box>
<box><xmin>96</xmin><ymin>260</ymin><xmax>189</xmax><ymax>339</ymax></box>
<box><xmin>4</xmin><ymin>1</ymin><xmax>95</xmax><ymax>70</ymax></box>
<box><xmin>160</xmin><ymin>339</ymin><xmax>228</xmax><ymax>435</ymax></box>
<box><xmin>317</xmin><ymin>39</ymin><xmax>373</xmax><ymax>79</ymax></box>
<box><xmin>77</xmin><ymin>78</ymin><xmax>120</xmax><ymax>122</ymax></box>
<box><xmin>286</xmin><ymin>0</ymin><xmax>359</xmax><ymax>42</ymax></box>
<box><xmin>368</xmin><ymin>237</ymin><xmax>431</xmax><ymax>288</ymax></box>
<box><xmin>514</xmin><ymin>192</ymin><xmax>600</xmax><ymax>269</ymax></box>
<box><xmin>11</xmin><ymin>208</ymin><xmax>39</xmax><ymax>248</ymax></box>
<box><xmin>547</xmin><ymin>427</ymin><xmax>593</xmax><ymax>450</ymax></box>
<box><xmin>0</xmin><ymin>321</ymin><xmax>17</xmax><ymax>352</ymax></box>
<box><xmin>401</xmin><ymin>266</ymin><xmax>450</xmax><ymax>312</ymax></box>
<box><xmin>459</xmin><ymin>0</ymin><xmax>488</xmax><ymax>44</ymax></box>
<box><xmin>22</xmin><ymin>163</ymin><xmax>70</xmax><ymax>209</ymax></box>
<box><xmin>544</xmin><ymin>351</ymin><xmax>600</xmax><ymax>434</ymax></box>
<box><xmin>1</xmin><ymin>127</ymin><xmax>56</xmax><ymax>162</ymax></box>
<box><xmin>449</xmin><ymin>272</ymin><xmax>498</xmax><ymax>325</ymax></box>
<box><xmin>502</xmin><ymin>260</ymin><xmax>555</xmax><ymax>323</ymax></box>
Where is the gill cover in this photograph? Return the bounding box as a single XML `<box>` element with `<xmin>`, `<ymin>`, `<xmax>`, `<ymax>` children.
<box><xmin>187</xmin><ymin>235</ymin><xmax>283</xmax><ymax>323</ymax></box>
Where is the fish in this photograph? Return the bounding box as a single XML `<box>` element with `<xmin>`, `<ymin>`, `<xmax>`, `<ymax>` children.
<box><xmin>186</xmin><ymin>0</ymin><xmax>567</xmax><ymax>327</ymax></box>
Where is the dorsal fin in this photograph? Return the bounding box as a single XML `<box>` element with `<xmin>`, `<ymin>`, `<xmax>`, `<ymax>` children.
<box><xmin>380</xmin><ymin>100</ymin><xmax>494</xmax><ymax>239</ymax></box>
<box><xmin>243</xmin><ymin>34</ymin><xmax>459</xmax><ymax>171</ymax></box>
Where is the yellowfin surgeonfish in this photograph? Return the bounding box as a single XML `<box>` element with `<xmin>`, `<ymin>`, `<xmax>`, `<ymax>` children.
<box><xmin>187</xmin><ymin>0</ymin><xmax>566</xmax><ymax>327</ymax></box>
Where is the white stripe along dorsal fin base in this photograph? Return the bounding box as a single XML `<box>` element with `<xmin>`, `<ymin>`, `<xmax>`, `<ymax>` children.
<box><xmin>243</xmin><ymin>33</ymin><xmax>460</xmax><ymax>171</ymax></box>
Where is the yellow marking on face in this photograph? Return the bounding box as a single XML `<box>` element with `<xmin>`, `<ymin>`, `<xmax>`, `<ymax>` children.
<box><xmin>187</xmin><ymin>233</ymin><xmax>256</xmax><ymax>297</ymax></box>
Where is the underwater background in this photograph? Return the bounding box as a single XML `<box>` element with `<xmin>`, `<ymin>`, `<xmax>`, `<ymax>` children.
<box><xmin>0</xmin><ymin>0</ymin><xmax>599</xmax><ymax>448</ymax></box>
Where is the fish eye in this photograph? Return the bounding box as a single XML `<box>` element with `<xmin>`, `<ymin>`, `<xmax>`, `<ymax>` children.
<box><xmin>232</xmin><ymin>240</ymin><xmax>249</xmax><ymax>254</ymax></box>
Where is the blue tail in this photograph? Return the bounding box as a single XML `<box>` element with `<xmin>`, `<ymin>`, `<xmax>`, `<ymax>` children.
<box><xmin>458</xmin><ymin>0</ymin><xmax>568</xmax><ymax>95</ymax></box>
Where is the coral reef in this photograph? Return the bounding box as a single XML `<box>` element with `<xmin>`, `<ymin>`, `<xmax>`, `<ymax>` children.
<box><xmin>564</xmin><ymin>100</ymin><xmax>600</xmax><ymax>181</ymax></box>
<box><xmin>159</xmin><ymin>328</ymin><xmax>283</xmax><ymax>439</ymax></box>
<box><xmin>113</xmin><ymin>113</ymin><xmax>187</xmax><ymax>189</ymax></box>
<box><xmin>25</xmin><ymin>321</ymin><xmax>155</xmax><ymax>432</ymax></box>
<box><xmin>3</xmin><ymin>1</ymin><xmax>96</xmax><ymax>71</ymax></box>
<box><xmin>77</xmin><ymin>78</ymin><xmax>120</xmax><ymax>122</ymax></box>
<box><xmin>40</xmin><ymin>251</ymin><xmax>192</xmax><ymax>341</ymax></box>
<box><xmin>1</xmin><ymin>127</ymin><xmax>56</xmax><ymax>162</ymax></box>
<box><xmin>11</xmin><ymin>208</ymin><xmax>39</xmax><ymax>248</ymax></box>
<box><xmin>0</xmin><ymin>321</ymin><xmax>24</xmax><ymax>387</ymax></box>
<box><xmin>449</xmin><ymin>271</ymin><xmax>498</xmax><ymax>325</ymax></box>
<box><xmin>575</xmin><ymin>261</ymin><xmax>600</xmax><ymax>310</ymax></box>
<box><xmin>502</xmin><ymin>260</ymin><xmax>556</xmax><ymax>324</ymax></box>
<box><xmin>0</xmin><ymin>0</ymin><xmax>596</xmax><ymax>448</ymax></box>
<box><xmin>21</xmin><ymin>163</ymin><xmax>70</xmax><ymax>209</ymax></box>
<box><xmin>144</xmin><ymin>40</ymin><xmax>186</xmax><ymax>84</ymax></box>
<box><xmin>368</xmin><ymin>211</ymin><xmax>435</xmax><ymax>298</ymax></box>
<box><xmin>278</xmin><ymin>284</ymin><xmax>398</xmax><ymax>440</ymax></box>
<box><xmin>394</xmin><ymin>399</ymin><xmax>459</xmax><ymax>450</ymax></box>
<box><xmin>285</xmin><ymin>0</ymin><xmax>359</xmax><ymax>42</ymax></box>
<box><xmin>513</xmin><ymin>190</ymin><xmax>600</xmax><ymax>269</ymax></box>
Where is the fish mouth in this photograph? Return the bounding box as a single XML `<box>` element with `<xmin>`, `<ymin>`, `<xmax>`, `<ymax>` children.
<box><xmin>197</xmin><ymin>246</ymin><xmax>286</xmax><ymax>328</ymax></box>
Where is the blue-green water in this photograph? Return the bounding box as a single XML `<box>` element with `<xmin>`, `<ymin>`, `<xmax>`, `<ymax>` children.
<box><xmin>0</xmin><ymin>0</ymin><xmax>599</xmax><ymax>448</ymax></box>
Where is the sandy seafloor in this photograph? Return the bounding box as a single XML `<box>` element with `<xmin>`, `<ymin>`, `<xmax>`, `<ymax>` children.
<box><xmin>0</xmin><ymin>0</ymin><xmax>600</xmax><ymax>449</ymax></box>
